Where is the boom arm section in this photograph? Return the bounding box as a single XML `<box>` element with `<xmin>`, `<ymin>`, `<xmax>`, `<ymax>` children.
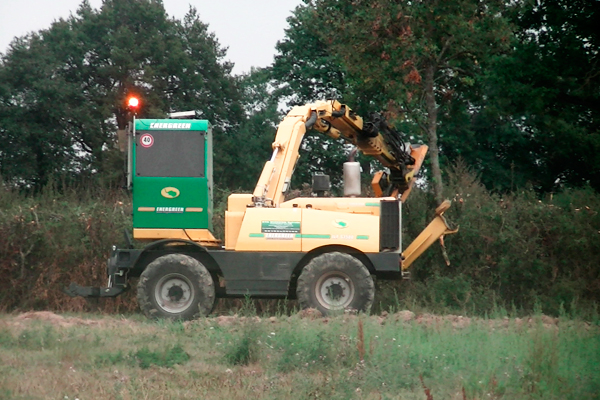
<box><xmin>310</xmin><ymin>100</ymin><xmax>427</xmax><ymax>200</ymax></box>
<box><xmin>252</xmin><ymin>100</ymin><xmax>426</xmax><ymax>207</ymax></box>
<box><xmin>252</xmin><ymin>105</ymin><xmax>314</xmax><ymax>207</ymax></box>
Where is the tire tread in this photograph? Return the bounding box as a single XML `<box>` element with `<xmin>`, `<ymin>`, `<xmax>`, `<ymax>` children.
<box><xmin>296</xmin><ymin>252</ymin><xmax>374</xmax><ymax>315</ymax></box>
<box><xmin>137</xmin><ymin>253</ymin><xmax>215</xmax><ymax>320</ymax></box>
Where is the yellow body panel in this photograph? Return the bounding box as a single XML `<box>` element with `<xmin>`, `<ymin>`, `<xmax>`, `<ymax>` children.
<box><xmin>229</xmin><ymin>201</ymin><xmax>380</xmax><ymax>253</ymax></box>
<box><xmin>228</xmin><ymin>194</ymin><xmax>253</xmax><ymax>212</ymax></box>
<box><xmin>225</xmin><ymin>194</ymin><xmax>253</xmax><ymax>250</ymax></box>
<box><xmin>235</xmin><ymin>207</ymin><xmax>303</xmax><ymax>251</ymax></box>
<box><xmin>280</xmin><ymin>197</ymin><xmax>394</xmax><ymax>216</ymax></box>
<box><xmin>225</xmin><ymin>211</ymin><xmax>244</xmax><ymax>250</ymax></box>
<box><xmin>300</xmin><ymin>209</ymin><xmax>380</xmax><ymax>253</ymax></box>
<box><xmin>133</xmin><ymin>228</ymin><xmax>220</xmax><ymax>246</ymax></box>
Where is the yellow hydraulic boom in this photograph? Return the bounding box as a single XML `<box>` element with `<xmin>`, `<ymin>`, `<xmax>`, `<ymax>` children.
<box><xmin>252</xmin><ymin>100</ymin><xmax>428</xmax><ymax>207</ymax></box>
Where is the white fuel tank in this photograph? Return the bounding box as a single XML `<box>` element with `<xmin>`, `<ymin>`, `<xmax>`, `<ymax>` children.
<box><xmin>343</xmin><ymin>161</ymin><xmax>361</xmax><ymax>197</ymax></box>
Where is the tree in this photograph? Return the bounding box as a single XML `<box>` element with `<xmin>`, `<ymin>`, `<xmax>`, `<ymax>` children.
<box><xmin>272</xmin><ymin>4</ymin><xmax>348</xmax><ymax>107</ymax></box>
<box><xmin>416</xmin><ymin>0</ymin><xmax>600</xmax><ymax>193</ymax></box>
<box><xmin>0</xmin><ymin>0</ymin><xmax>242</xmax><ymax>190</ymax></box>
<box><xmin>0</xmin><ymin>32</ymin><xmax>77</xmax><ymax>188</ymax></box>
<box><xmin>215</xmin><ymin>68</ymin><xmax>279</xmax><ymax>191</ymax></box>
<box><xmin>478</xmin><ymin>0</ymin><xmax>600</xmax><ymax>192</ymax></box>
<box><xmin>307</xmin><ymin>0</ymin><xmax>513</xmax><ymax>203</ymax></box>
<box><xmin>272</xmin><ymin>4</ymin><xmax>373</xmax><ymax>191</ymax></box>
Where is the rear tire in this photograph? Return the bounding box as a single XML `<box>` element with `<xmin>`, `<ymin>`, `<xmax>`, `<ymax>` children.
<box><xmin>296</xmin><ymin>252</ymin><xmax>374</xmax><ymax>315</ymax></box>
<box><xmin>137</xmin><ymin>254</ymin><xmax>215</xmax><ymax>320</ymax></box>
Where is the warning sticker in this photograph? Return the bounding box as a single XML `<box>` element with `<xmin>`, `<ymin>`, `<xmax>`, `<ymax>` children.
<box><xmin>139</xmin><ymin>133</ymin><xmax>154</xmax><ymax>148</ymax></box>
<box><xmin>261</xmin><ymin>221</ymin><xmax>300</xmax><ymax>233</ymax></box>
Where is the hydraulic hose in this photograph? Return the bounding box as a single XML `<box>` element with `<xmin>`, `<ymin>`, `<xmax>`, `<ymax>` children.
<box><xmin>305</xmin><ymin>111</ymin><xmax>318</xmax><ymax>129</ymax></box>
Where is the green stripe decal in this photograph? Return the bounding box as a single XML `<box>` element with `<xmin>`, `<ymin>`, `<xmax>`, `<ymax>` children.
<box><xmin>365</xmin><ymin>202</ymin><xmax>381</xmax><ymax>207</ymax></box>
<box><xmin>357</xmin><ymin>235</ymin><xmax>370</xmax><ymax>240</ymax></box>
<box><xmin>250</xmin><ymin>233</ymin><xmax>332</xmax><ymax>239</ymax></box>
<box><xmin>298</xmin><ymin>234</ymin><xmax>331</xmax><ymax>239</ymax></box>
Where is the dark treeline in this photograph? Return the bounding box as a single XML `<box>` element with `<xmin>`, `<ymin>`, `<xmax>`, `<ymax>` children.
<box><xmin>0</xmin><ymin>0</ymin><xmax>598</xmax><ymax>316</ymax></box>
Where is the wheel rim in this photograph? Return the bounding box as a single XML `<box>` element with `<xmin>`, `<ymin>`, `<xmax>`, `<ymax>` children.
<box><xmin>154</xmin><ymin>273</ymin><xmax>195</xmax><ymax>314</ymax></box>
<box><xmin>315</xmin><ymin>271</ymin><xmax>355</xmax><ymax>310</ymax></box>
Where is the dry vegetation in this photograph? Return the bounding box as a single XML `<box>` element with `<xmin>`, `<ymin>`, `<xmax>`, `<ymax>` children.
<box><xmin>2</xmin><ymin>165</ymin><xmax>599</xmax><ymax>318</ymax></box>
<box><xmin>1</xmin><ymin>310</ymin><xmax>598</xmax><ymax>400</ymax></box>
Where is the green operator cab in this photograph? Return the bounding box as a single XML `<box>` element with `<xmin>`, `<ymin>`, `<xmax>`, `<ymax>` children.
<box><xmin>132</xmin><ymin>119</ymin><xmax>214</xmax><ymax>235</ymax></box>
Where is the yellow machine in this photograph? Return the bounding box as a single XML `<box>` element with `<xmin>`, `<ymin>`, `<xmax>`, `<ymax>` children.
<box><xmin>225</xmin><ymin>100</ymin><xmax>454</xmax><ymax>264</ymax></box>
<box><xmin>67</xmin><ymin>100</ymin><xmax>456</xmax><ymax>320</ymax></box>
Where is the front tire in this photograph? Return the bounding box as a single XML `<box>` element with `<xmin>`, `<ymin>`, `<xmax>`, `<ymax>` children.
<box><xmin>137</xmin><ymin>254</ymin><xmax>215</xmax><ymax>320</ymax></box>
<box><xmin>296</xmin><ymin>252</ymin><xmax>374</xmax><ymax>315</ymax></box>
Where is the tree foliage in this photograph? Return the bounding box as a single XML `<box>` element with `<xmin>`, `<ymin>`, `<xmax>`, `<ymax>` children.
<box><xmin>272</xmin><ymin>0</ymin><xmax>600</xmax><ymax>195</ymax></box>
<box><xmin>275</xmin><ymin>0</ymin><xmax>514</xmax><ymax>201</ymax></box>
<box><xmin>0</xmin><ymin>0</ymin><xmax>242</xmax><ymax>190</ymax></box>
<box><xmin>272</xmin><ymin>4</ymin><xmax>348</xmax><ymax>107</ymax></box>
<box><xmin>438</xmin><ymin>0</ymin><xmax>600</xmax><ymax>193</ymax></box>
<box><xmin>270</xmin><ymin>5</ymin><xmax>350</xmax><ymax>188</ymax></box>
<box><xmin>1</xmin><ymin>0</ymin><xmax>598</xmax><ymax>197</ymax></box>
<box><xmin>519</xmin><ymin>0</ymin><xmax>600</xmax><ymax>192</ymax></box>
<box><xmin>215</xmin><ymin>68</ymin><xmax>279</xmax><ymax>191</ymax></box>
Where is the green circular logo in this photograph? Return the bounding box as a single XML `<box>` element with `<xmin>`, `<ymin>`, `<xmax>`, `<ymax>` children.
<box><xmin>333</xmin><ymin>219</ymin><xmax>348</xmax><ymax>229</ymax></box>
<box><xmin>161</xmin><ymin>187</ymin><xmax>180</xmax><ymax>199</ymax></box>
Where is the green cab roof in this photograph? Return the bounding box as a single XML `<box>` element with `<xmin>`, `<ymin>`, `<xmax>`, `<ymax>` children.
<box><xmin>135</xmin><ymin>119</ymin><xmax>209</xmax><ymax>131</ymax></box>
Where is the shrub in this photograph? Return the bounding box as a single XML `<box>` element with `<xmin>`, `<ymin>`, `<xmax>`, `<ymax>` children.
<box><xmin>0</xmin><ymin>184</ymin><xmax>135</xmax><ymax>313</ymax></box>
<box><xmin>1</xmin><ymin>162</ymin><xmax>599</xmax><ymax>317</ymax></box>
<box><xmin>397</xmin><ymin>161</ymin><xmax>600</xmax><ymax>316</ymax></box>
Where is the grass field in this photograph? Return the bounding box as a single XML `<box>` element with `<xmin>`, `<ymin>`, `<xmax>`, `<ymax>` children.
<box><xmin>0</xmin><ymin>310</ymin><xmax>598</xmax><ymax>400</ymax></box>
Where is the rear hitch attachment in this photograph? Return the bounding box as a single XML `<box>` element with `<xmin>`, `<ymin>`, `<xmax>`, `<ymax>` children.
<box><xmin>64</xmin><ymin>247</ymin><xmax>133</xmax><ymax>298</ymax></box>
<box><xmin>64</xmin><ymin>283</ymin><xmax>126</xmax><ymax>298</ymax></box>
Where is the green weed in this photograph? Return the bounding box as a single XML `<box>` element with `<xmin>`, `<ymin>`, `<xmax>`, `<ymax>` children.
<box><xmin>133</xmin><ymin>344</ymin><xmax>190</xmax><ymax>369</ymax></box>
<box><xmin>223</xmin><ymin>323</ymin><xmax>262</xmax><ymax>365</ymax></box>
<box><xmin>0</xmin><ymin>329</ymin><xmax>14</xmax><ymax>349</ymax></box>
<box><xmin>268</xmin><ymin>320</ymin><xmax>354</xmax><ymax>372</ymax></box>
<box><xmin>95</xmin><ymin>350</ymin><xmax>129</xmax><ymax>366</ymax></box>
<box><xmin>8</xmin><ymin>327</ymin><xmax>57</xmax><ymax>350</ymax></box>
<box><xmin>96</xmin><ymin>344</ymin><xmax>190</xmax><ymax>369</ymax></box>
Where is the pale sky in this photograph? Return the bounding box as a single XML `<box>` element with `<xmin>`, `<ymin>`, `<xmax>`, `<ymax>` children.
<box><xmin>0</xmin><ymin>0</ymin><xmax>302</xmax><ymax>75</ymax></box>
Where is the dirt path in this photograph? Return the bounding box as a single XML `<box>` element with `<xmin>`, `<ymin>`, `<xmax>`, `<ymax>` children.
<box><xmin>3</xmin><ymin>309</ymin><xmax>588</xmax><ymax>332</ymax></box>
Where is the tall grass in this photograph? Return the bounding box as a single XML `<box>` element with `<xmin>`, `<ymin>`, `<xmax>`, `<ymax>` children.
<box><xmin>1</xmin><ymin>162</ymin><xmax>599</xmax><ymax>317</ymax></box>
<box><xmin>0</xmin><ymin>184</ymin><xmax>135</xmax><ymax>313</ymax></box>
<box><xmin>0</xmin><ymin>313</ymin><xmax>598</xmax><ymax>399</ymax></box>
